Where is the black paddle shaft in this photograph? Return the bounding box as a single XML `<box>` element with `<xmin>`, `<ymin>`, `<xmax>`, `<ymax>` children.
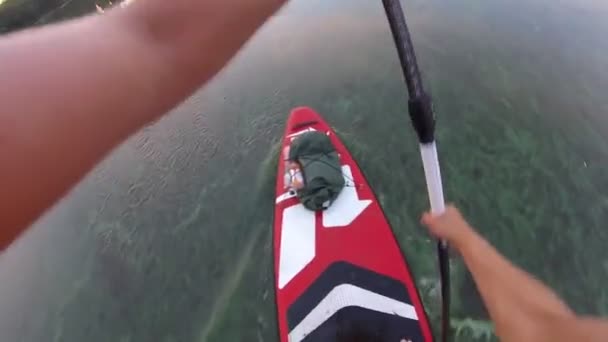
<box><xmin>382</xmin><ymin>0</ymin><xmax>423</xmax><ymax>98</ymax></box>
<box><xmin>381</xmin><ymin>1</ymin><xmax>451</xmax><ymax>342</ymax></box>
<box><xmin>437</xmin><ymin>240</ymin><xmax>450</xmax><ymax>342</ymax></box>
<box><xmin>382</xmin><ymin>0</ymin><xmax>436</xmax><ymax>145</ymax></box>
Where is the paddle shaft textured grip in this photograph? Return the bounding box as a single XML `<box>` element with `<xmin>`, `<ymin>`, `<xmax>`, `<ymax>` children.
<box><xmin>382</xmin><ymin>0</ymin><xmax>424</xmax><ymax>99</ymax></box>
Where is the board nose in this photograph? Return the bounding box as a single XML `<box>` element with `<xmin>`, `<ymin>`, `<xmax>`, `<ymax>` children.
<box><xmin>287</xmin><ymin>107</ymin><xmax>323</xmax><ymax>132</ymax></box>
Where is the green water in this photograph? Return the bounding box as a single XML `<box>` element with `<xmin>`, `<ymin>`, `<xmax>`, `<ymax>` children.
<box><xmin>1</xmin><ymin>0</ymin><xmax>607</xmax><ymax>341</ymax></box>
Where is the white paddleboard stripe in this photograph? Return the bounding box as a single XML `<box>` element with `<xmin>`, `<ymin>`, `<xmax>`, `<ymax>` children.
<box><xmin>287</xmin><ymin>127</ymin><xmax>317</xmax><ymax>140</ymax></box>
<box><xmin>278</xmin><ymin>204</ymin><xmax>316</xmax><ymax>289</ymax></box>
<box><xmin>276</xmin><ymin>191</ymin><xmax>297</xmax><ymax>204</ymax></box>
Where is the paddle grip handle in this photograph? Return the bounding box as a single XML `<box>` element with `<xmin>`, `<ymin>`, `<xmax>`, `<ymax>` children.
<box><xmin>420</xmin><ymin>142</ymin><xmax>445</xmax><ymax>213</ymax></box>
<box><xmin>419</xmin><ymin>142</ymin><xmax>447</xmax><ymax>246</ymax></box>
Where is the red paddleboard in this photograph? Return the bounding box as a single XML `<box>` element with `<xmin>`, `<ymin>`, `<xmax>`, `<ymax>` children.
<box><xmin>273</xmin><ymin>107</ymin><xmax>434</xmax><ymax>342</ymax></box>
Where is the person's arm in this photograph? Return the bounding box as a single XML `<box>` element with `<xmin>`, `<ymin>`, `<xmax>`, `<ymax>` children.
<box><xmin>422</xmin><ymin>206</ymin><xmax>608</xmax><ymax>341</ymax></box>
<box><xmin>0</xmin><ymin>0</ymin><xmax>286</xmax><ymax>249</ymax></box>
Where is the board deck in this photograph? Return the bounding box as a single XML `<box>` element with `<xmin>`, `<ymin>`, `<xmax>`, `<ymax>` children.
<box><xmin>273</xmin><ymin>107</ymin><xmax>433</xmax><ymax>342</ymax></box>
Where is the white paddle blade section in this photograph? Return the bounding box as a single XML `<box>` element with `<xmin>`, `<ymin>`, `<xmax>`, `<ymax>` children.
<box><xmin>288</xmin><ymin>284</ymin><xmax>419</xmax><ymax>342</ymax></box>
<box><xmin>420</xmin><ymin>142</ymin><xmax>445</xmax><ymax>215</ymax></box>
<box><xmin>278</xmin><ymin>204</ymin><xmax>316</xmax><ymax>289</ymax></box>
<box><xmin>322</xmin><ymin>166</ymin><xmax>371</xmax><ymax>228</ymax></box>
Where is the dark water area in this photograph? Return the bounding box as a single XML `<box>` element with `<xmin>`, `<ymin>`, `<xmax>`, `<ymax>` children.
<box><xmin>0</xmin><ymin>0</ymin><xmax>607</xmax><ymax>341</ymax></box>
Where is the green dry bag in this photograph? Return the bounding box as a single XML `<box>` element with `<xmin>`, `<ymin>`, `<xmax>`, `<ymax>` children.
<box><xmin>288</xmin><ymin>131</ymin><xmax>345</xmax><ymax>211</ymax></box>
